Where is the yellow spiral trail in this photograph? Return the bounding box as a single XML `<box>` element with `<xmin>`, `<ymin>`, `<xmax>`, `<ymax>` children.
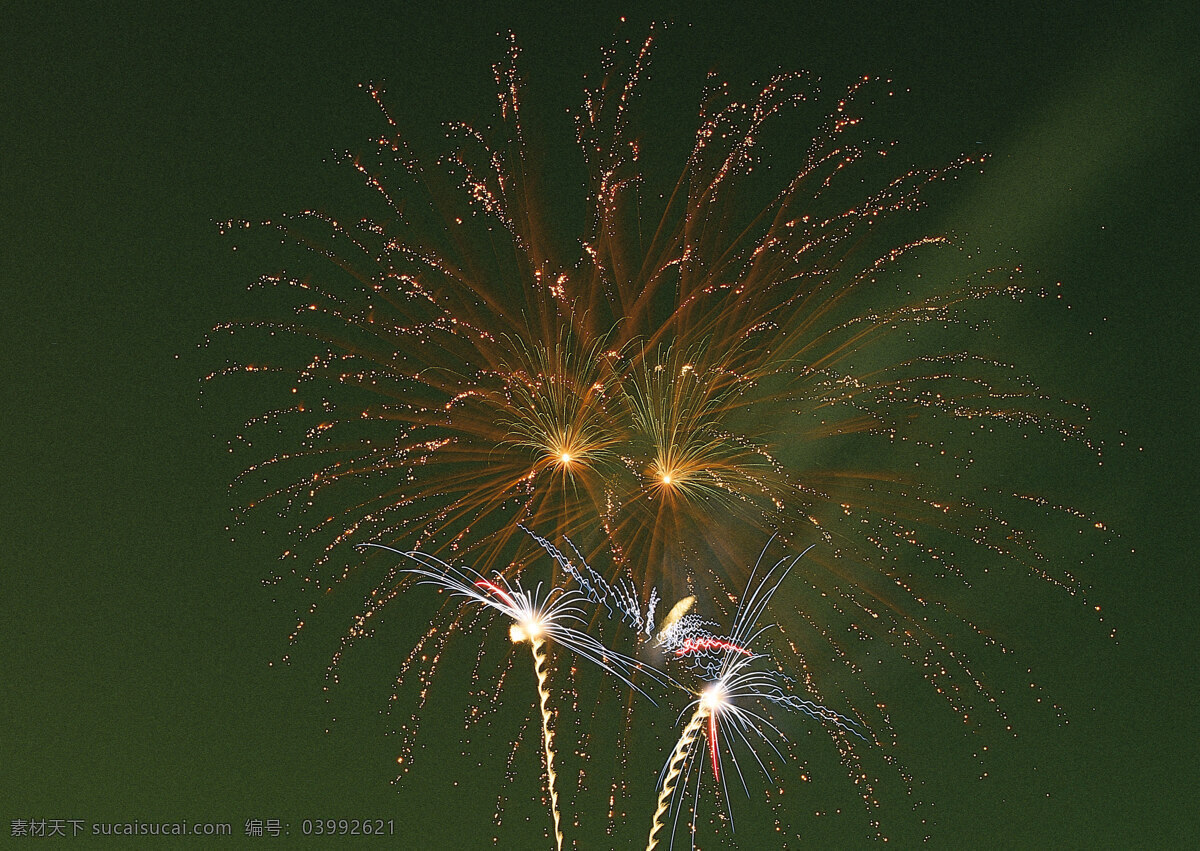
<box><xmin>530</xmin><ymin>635</ymin><xmax>564</xmax><ymax>851</ymax></box>
<box><xmin>646</xmin><ymin>704</ymin><xmax>710</xmax><ymax>851</ymax></box>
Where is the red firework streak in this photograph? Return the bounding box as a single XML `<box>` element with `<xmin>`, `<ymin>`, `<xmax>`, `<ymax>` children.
<box><xmin>708</xmin><ymin>712</ymin><xmax>720</xmax><ymax>782</ymax></box>
<box><xmin>674</xmin><ymin>636</ymin><xmax>752</xmax><ymax>657</ymax></box>
<box><xmin>474</xmin><ymin>578</ymin><xmax>516</xmax><ymax>609</ymax></box>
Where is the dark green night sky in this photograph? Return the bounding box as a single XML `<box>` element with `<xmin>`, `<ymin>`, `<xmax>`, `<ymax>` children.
<box><xmin>2</xmin><ymin>2</ymin><xmax>1196</xmax><ymax>847</ymax></box>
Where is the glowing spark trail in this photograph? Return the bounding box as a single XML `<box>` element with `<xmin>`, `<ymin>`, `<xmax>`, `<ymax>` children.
<box><xmin>529</xmin><ymin>632</ymin><xmax>562</xmax><ymax>851</ymax></box>
<box><xmin>647</xmin><ymin>703</ymin><xmax>709</xmax><ymax>851</ymax></box>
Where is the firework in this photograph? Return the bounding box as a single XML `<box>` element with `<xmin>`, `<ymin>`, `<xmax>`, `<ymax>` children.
<box><xmin>211</xmin><ymin>27</ymin><xmax>1092</xmax><ymax>584</ymax></box>
<box><xmin>360</xmin><ymin>542</ymin><xmax>666</xmax><ymax>697</ymax></box>
<box><xmin>362</xmin><ymin>542</ymin><xmax>669</xmax><ymax>849</ymax></box>
<box><xmin>647</xmin><ymin>547</ymin><xmax>862</xmax><ymax>850</ymax></box>
<box><xmin>212</xmin><ymin>20</ymin><xmax>1106</xmax><ymax>844</ymax></box>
